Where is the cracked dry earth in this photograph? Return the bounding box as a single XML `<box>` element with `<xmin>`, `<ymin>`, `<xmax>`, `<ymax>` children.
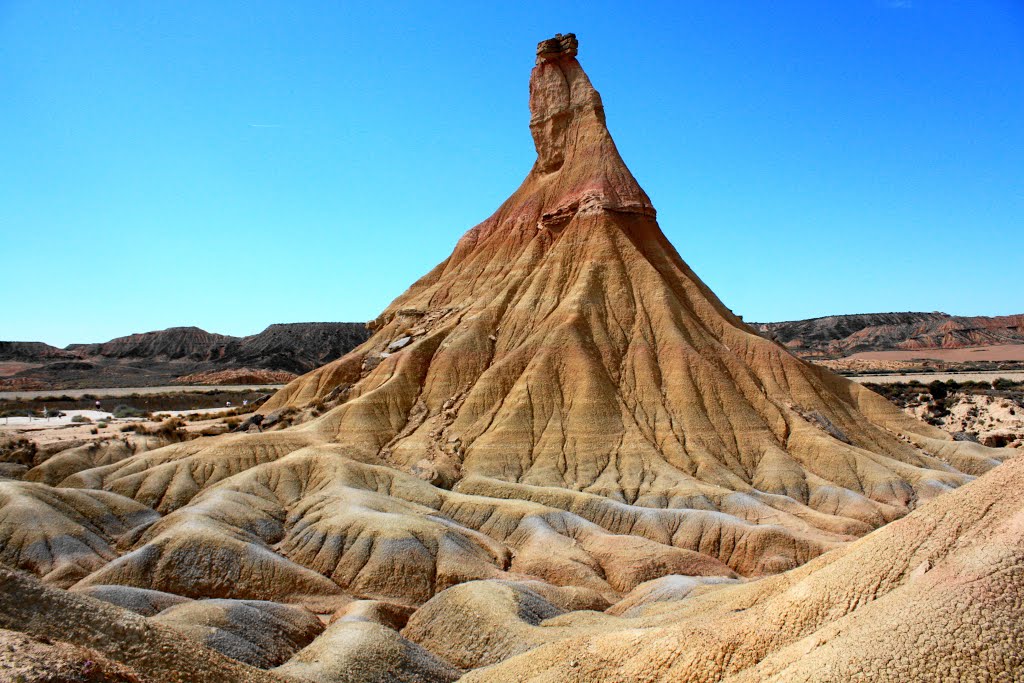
<box><xmin>1</xmin><ymin>33</ymin><xmax>1021</xmax><ymax>682</ymax></box>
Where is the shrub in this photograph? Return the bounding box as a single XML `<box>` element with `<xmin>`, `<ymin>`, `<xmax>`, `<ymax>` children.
<box><xmin>113</xmin><ymin>405</ymin><xmax>149</xmax><ymax>419</ymax></box>
<box><xmin>0</xmin><ymin>437</ymin><xmax>36</xmax><ymax>466</ymax></box>
<box><xmin>70</xmin><ymin>415</ymin><xmax>92</xmax><ymax>424</ymax></box>
<box><xmin>928</xmin><ymin>380</ymin><xmax>948</xmax><ymax>401</ymax></box>
<box><xmin>927</xmin><ymin>399</ymin><xmax>950</xmax><ymax>419</ymax></box>
<box><xmin>200</xmin><ymin>424</ymin><xmax>230</xmax><ymax>437</ymax></box>
<box><xmin>119</xmin><ymin>418</ymin><xmax>188</xmax><ymax>441</ymax></box>
<box><xmin>153</xmin><ymin>418</ymin><xmax>187</xmax><ymax>440</ymax></box>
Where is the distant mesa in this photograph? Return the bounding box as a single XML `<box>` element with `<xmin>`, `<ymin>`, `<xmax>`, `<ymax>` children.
<box><xmin>754</xmin><ymin>311</ymin><xmax>1024</xmax><ymax>357</ymax></box>
<box><xmin>0</xmin><ymin>322</ymin><xmax>371</xmax><ymax>390</ymax></box>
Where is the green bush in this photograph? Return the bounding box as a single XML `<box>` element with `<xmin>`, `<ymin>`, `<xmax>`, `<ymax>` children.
<box><xmin>113</xmin><ymin>405</ymin><xmax>149</xmax><ymax>419</ymax></box>
<box><xmin>70</xmin><ymin>415</ymin><xmax>92</xmax><ymax>424</ymax></box>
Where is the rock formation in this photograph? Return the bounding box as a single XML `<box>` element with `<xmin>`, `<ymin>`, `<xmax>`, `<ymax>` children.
<box><xmin>0</xmin><ymin>33</ymin><xmax>1019</xmax><ymax>681</ymax></box>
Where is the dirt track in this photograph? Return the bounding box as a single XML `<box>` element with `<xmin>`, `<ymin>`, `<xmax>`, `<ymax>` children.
<box><xmin>850</xmin><ymin>371</ymin><xmax>1024</xmax><ymax>385</ymax></box>
<box><xmin>846</xmin><ymin>344</ymin><xmax>1024</xmax><ymax>362</ymax></box>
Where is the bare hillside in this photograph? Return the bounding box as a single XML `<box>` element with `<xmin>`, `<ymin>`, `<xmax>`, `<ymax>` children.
<box><xmin>755</xmin><ymin>311</ymin><xmax>1024</xmax><ymax>358</ymax></box>
<box><xmin>0</xmin><ymin>322</ymin><xmax>371</xmax><ymax>389</ymax></box>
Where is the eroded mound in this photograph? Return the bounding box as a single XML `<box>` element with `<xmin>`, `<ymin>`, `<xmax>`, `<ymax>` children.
<box><xmin>149</xmin><ymin>598</ymin><xmax>324</xmax><ymax>668</ymax></box>
<box><xmin>274</xmin><ymin>620</ymin><xmax>461</xmax><ymax>683</ymax></box>
<box><xmin>0</xmin><ymin>567</ymin><xmax>281</xmax><ymax>682</ymax></box>
<box><xmin>457</xmin><ymin>447</ymin><xmax>1024</xmax><ymax>682</ymax></box>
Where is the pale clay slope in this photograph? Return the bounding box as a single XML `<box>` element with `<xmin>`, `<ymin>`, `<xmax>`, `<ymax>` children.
<box><xmin>0</xmin><ymin>33</ymin><xmax>1019</xmax><ymax>681</ymax></box>
<box><xmin>456</xmin><ymin>446</ymin><xmax>1024</xmax><ymax>681</ymax></box>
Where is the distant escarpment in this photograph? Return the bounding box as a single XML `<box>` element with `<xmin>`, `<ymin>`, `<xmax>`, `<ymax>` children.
<box><xmin>0</xmin><ymin>323</ymin><xmax>371</xmax><ymax>390</ymax></box>
<box><xmin>0</xmin><ymin>341</ymin><xmax>76</xmax><ymax>362</ymax></box>
<box><xmin>66</xmin><ymin>326</ymin><xmax>235</xmax><ymax>361</ymax></box>
<box><xmin>755</xmin><ymin>312</ymin><xmax>1024</xmax><ymax>358</ymax></box>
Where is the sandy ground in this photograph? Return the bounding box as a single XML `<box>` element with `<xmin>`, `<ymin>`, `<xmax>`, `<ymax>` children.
<box><xmin>1</xmin><ymin>414</ymin><xmax>144</xmax><ymax>449</ymax></box>
<box><xmin>0</xmin><ymin>409</ymin><xmax>235</xmax><ymax>450</ymax></box>
<box><xmin>0</xmin><ymin>406</ymin><xmax>237</xmax><ymax>426</ymax></box>
<box><xmin>0</xmin><ymin>362</ymin><xmax>41</xmax><ymax>378</ymax></box>
<box><xmin>0</xmin><ymin>384</ymin><xmax>285</xmax><ymax>401</ymax></box>
<box><xmin>850</xmin><ymin>371</ymin><xmax>1024</xmax><ymax>385</ymax></box>
<box><xmin>907</xmin><ymin>392</ymin><xmax>1024</xmax><ymax>448</ymax></box>
<box><xmin>845</xmin><ymin>344</ymin><xmax>1024</xmax><ymax>362</ymax></box>
<box><xmin>152</xmin><ymin>406</ymin><xmax>236</xmax><ymax>418</ymax></box>
<box><xmin>0</xmin><ymin>409</ymin><xmax>119</xmax><ymax>428</ymax></box>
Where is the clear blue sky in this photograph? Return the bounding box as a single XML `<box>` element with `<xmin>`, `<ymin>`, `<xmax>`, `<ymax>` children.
<box><xmin>2</xmin><ymin>1</ymin><xmax>1021</xmax><ymax>347</ymax></box>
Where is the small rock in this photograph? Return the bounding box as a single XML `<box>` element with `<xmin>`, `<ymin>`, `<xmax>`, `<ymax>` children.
<box><xmin>234</xmin><ymin>413</ymin><xmax>264</xmax><ymax>432</ymax></box>
<box><xmin>362</xmin><ymin>354</ymin><xmax>386</xmax><ymax>372</ymax></box>
<box><xmin>261</xmin><ymin>410</ymin><xmax>284</xmax><ymax>428</ymax></box>
<box><xmin>952</xmin><ymin>432</ymin><xmax>979</xmax><ymax>443</ymax></box>
<box><xmin>388</xmin><ymin>336</ymin><xmax>412</xmax><ymax>352</ymax></box>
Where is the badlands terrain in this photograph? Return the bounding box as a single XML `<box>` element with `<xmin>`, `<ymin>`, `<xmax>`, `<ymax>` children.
<box><xmin>5</xmin><ymin>312</ymin><xmax>1022</xmax><ymax>391</ymax></box>
<box><xmin>0</xmin><ymin>322</ymin><xmax>370</xmax><ymax>390</ymax></box>
<box><xmin>755</xmin><ymin>311</ymin><xmax>1024</xmax><ymax>359</ymax></box>
<box><xmin>1</xmin><ymin>34</ymin><xmax>1021</xmax><ymax>682</ymax></box>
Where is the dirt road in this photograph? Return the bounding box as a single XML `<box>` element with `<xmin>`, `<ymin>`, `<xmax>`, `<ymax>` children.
<box><xmin>849</xmin><ymin>371</ymin><xmax>1024</xmax><ymax>385</ymax></box>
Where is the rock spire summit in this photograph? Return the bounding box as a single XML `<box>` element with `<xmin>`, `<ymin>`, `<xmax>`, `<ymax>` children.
<box><xmin>535</xmin><ymin>32</ymin><xmax>578</xmax><ymax>63</ymax></box>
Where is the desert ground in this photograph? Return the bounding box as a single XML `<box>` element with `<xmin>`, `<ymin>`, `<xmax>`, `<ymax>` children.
<box><xmin>0</xmin><ymin>384</ymin><xmax>284</xmax><ymax>401</ymax></box>
<box><xmin>845</xmin><ymin>343</ymin><xmax>1024</xmax><ymax>362</ymax></box>
<box><xmin>850</xmin><ymin>370</ymin><xmax>1024</xmax><ymax>384</ymax></box>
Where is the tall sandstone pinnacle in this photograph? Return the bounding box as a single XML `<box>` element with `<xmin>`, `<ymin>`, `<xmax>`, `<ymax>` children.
<box><xmin>262</xmin><ymin>32</ymin><xmax>1006</xmax><ymax>567</ymax></box>
<box><xmin>0</xmin><ymin>34</ymin><xmax>1018</xmax><ymax>682</ymax></box>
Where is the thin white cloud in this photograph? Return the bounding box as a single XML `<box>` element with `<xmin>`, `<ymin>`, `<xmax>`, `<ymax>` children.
<box><xmin>877</xmin><ymin>0</ymin><xmax>914</xmax><ymax>9</ymax></box>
